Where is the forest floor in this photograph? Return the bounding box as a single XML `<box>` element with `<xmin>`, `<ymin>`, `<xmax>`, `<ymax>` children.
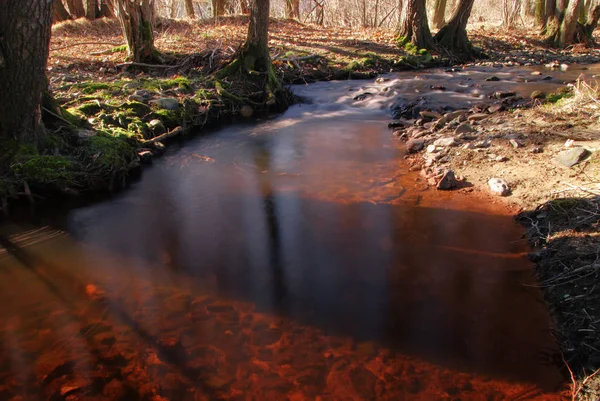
<box><xmin>4</xmin><ymin>15</ymin><xmax>600</xmax><ymax>399</ymax></box>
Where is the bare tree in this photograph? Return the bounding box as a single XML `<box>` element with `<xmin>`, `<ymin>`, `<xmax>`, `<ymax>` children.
<box><xmin>115</xmin><ymin>0</ymin><xmax>158</xmax><ymax>62</ymax></box>
<box><xmin>66</xmin><ymin>0</ymin><xmax>86</xmax><ymax>17</ymax></box>
<box><xmin>212</xmin><ymin>0</ymin><xmax>226</xmax><ymax>16</ymax></box>
<box><xmin>545</xmin><ymin>0</ymin><xmax>600</xmax><ymax>45</ymax></box>
<box><xmin>185</xmin><ymin>0</ymin><xmax>196</xmax><ymax>17</ymax></box>
<box><xmin>503</xmin><ymin>0</ymin><xmax>522</xmax><ymax>28</ymax></box>
<box><xmin>397</xmin><ymin>0</ymin><xmax>434</xmax><ymax>48</ymax></box>
<box><xmin>535</xmin><ymin>0</ymin><xmax>546</xmax><ymax>28</ymax></box>
<box><xmin>432</xmin><ymin>0</ymin><xmax>448</xmax><ymax>29</ymax></box>
<box><xmin>240</xmin><ymin>0</ymin><xmax>250</xmax><ymax>14</ymax></box>
<box><xmin>434</xmin><ymin>0</ymin><xmax>476</xmax><ymax>59</ymax></box>
<box><xmin>0</xmin><ymin>0</ymin><xmax>53</xmax><ymax>155</ymax></box>
<box><xmin>85</xmin><ymin>0</ymin><xmax>97</xmax><ymax>18</ymax></box>
<box><xmin>558</xmin><ymin>0</ymin><xmax>583</xmax><ymax>44</ymax></box>
<box><xmin>285</xmin><ymin>0</ymin><xmax>299</xmax><ymax>18</ymax></box>
<box><xmin>54</xmin><ymin>0</ymin><xmax>72</xmax><ymax>21</ymax></box>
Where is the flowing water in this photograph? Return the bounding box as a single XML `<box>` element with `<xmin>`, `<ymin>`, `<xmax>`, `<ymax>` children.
<box><xmin>3</xmin><ymin>64</ymin><xmax>599</xmax><ymax>400</ymax></box>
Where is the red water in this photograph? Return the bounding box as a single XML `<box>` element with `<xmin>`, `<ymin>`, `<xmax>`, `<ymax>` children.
<box><xmin>0</xmin><ymin>74</ymin><xmax>570</xmax><ymax>400</ymax></box>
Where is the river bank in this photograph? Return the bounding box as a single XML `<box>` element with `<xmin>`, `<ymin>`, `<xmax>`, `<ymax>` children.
<box><xmin>389</xmin><ymin>70</ymin><xmax>600</xmax><ymax>399</ymax></box>
<box><xmin>3</xmin><ymin>17</ymin><xmax>600</xmax><ymax>212</ymax></box>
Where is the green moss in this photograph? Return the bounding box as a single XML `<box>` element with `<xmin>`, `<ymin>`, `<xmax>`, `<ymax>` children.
<box><xmin>75</xmin><ymin>82</ymin><xmax>122</xmax><ymax>95</ymax></box>
<box><xmin>73</xmin><ymin>101</ymin><xmax>105</xmax><ymax>116</ymax></box>
<box><xmin>112</xmin><ymin>44</ymin><xmax>128</xmax><ymax>53</ymax></box>
<box><xmin>10</xmin><ymin>155</ymin><xmax>74</xmax><ymax>184</ymax></box>
<box><xmin>139</xmin><ymin>76</ymin><xmax>193</xmax><ymax>92</ymax></box>
<box><xmin>546</xmin><ymin>88</ymin><xmax>574</xmax><ymax>104</ymax></box>
<box><xmin>119</xmin><ymin>101</ymin><xmax>152</xmax><ymax>116</ymax></box>
<box><xmin>152</xmin><ymin>108</ymin><xmax>182</xmax><ymax>129</ymax></box>
<box><xmin>395</xmin><ymin>35</ymin><xmax>410</xmax><ymax>48</ymax></box>
<box><xmin>344</xmin><ymin>60</ymin><xmax>361</xmax><ymax>71</ymax></box>
<box><xmin>83</xmin><ymin>133</ymin><xmax>135</xmax><ymax>170</ymax></box>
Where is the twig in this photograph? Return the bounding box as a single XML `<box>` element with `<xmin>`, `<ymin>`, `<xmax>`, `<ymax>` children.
<box><xmin>50</xmin><ymin>42</ymin><xmax>123</xmax><ymax>52</ymax></box>
<box><xmin>275</xmin><ymin>53</ymin><xmax>320</xmax><ymax>62</ymax></box>
<box><xmin>141</xmin><ymin>126</ymin><xmax>184</xmax><ymax>144</ymax></box>
<box><xmin>41</xmin><ymin>107</ymin><xmax>76</xmax><ymax>127</ymax></box>
<box><xmin>116</xmin><ymin>61</ymin><xmax>175</xmax><ymax>69</ymax></box>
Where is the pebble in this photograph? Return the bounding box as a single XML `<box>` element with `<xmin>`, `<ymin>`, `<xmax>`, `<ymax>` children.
<box><xmin>509</xmin><ymin>139</ymin><xmax>523</xmax><ymax>148</ymax></box>
<box><xmin>406</xmin><ymin>139</ymin><xmax>425</xmax><ymax>154</ymax></box>
<box><xmin>488</xmin><ymin>178</ymin><xmax>511</xmax><ymax>196</ymax></box>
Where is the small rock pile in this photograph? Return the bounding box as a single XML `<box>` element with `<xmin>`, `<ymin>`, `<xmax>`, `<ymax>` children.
<box><xmin>390</xmin><ymin>94</ymin><xmax>528</xmax><ymax>196</ymax></box>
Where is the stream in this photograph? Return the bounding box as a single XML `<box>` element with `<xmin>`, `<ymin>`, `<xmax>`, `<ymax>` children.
<box><xmin>2</xmin><ymin>63</ymin><xmax>597</xmax><ymax>400</ymax></box>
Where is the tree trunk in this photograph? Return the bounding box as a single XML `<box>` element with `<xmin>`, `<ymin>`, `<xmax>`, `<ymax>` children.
<box><xmin>240</xmin><ymin>0</ymin><xmax>271</xmax><ymax>72</ymax></box>
<box><xmin>432</xmin><ymin>0</ymin><xmax>448</xmax><ymax>29</ymax></box>
<box><xmin>99</xmin><ymin>0</ymin><xmax>115</xmax><ymax>17</ymax></box>
<box><xmin>285</xmin><ymin>0</ymin><xmax>299</xmax><ymax>19</ymax></box>
<box><xmin>397</xmin><ymin>0</ymin><xmax>434</xmax><ymax>49</ymax></box>
<box><xmin>185</xmin><ymin>0</ymin><xmax>196</xmax><ymax>18</ymax></box>
<box><xmin>577</xmin><ymin>4</ymin><xmax>600</xmax><ymax>41</ymax></box>
<box><xmin>240</xmin><ymin>0</ymin><xmax>250</xmax><ymax>14</ymax></box>
<box><xmin>54</xmin><ymin>0</ymin><xmax>71</xmax><ymax>22</ymax></box>
<box><xmin>212</xmin><ymin>0</ymin><xmax>226</xmax><ymax>16</ymax></box>
<box><xmin>556</xmin><ymin>0</ymin><xmax>569</xmax><ymax>19</ymax></box>
<box><xmin>559</xmin><ymin>0</ymin><xmax>583</xmax><ymax>45</ymax></box>
<box><xmin>66</xmin><ymin>0</ymin><xmax>86</xmax><ymax>17</ymax></box>
<box><xmin>314</xmin><ymin>0</ymin><xmax>324</xmax><ymax>25</ymax></box>
<box><xmin>85</xmin><ymin>0</ymin><xmax>97</xmax><ymax>18</ymax></box>
<box><xmin>0</xmin><ymin>0</ymin><xmax>53</xmax><ymax>153</ymax></box>
<box><xmin>535</xmin><ymin>0</ymin><xmax>546</xmax><ymax>28</ymax></box>
<box><xmin>434</xmin><ymin>0</ymin><xmax>476</xmax><ymax>59</ymax></box>
<box><xmin>115</xmin><ymin>0</ymin><xmax>157</xmax><ymax>63</ymax></box>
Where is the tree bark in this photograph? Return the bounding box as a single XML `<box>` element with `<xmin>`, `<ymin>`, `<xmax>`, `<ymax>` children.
<box><xmin>397</xmin><ymin>0</ymin><xmax>434</xmax><ymax>49</ymax></box>
<box><xmin>115</xmin><ymin>0</ymin><xmax>157</xmax><ymax>63</ymax></box>
<box><xmin>0</xmin><ymin>0</ymin><xmax>53</xmax><ymax>152</ymax></box>
<box><xmin>185</xmin><ymin>0</ymin><xmax>196</xmax><ymax>18</ymax></box>
<box><xmin>432</xmin><ymin>0</ymin><xmax>448</xmax><ymax>29</ymax></box>
<box><xmin>240</xmin><ymin>0</ymin><xmax>250</xmax><ymax>14</ymax></box>
<box><xmin>240</xmin><ymin>0</ymin><xmax>271</xmax><ymax>72</ymax></box>
<box><xmin>559</xmin><ymin>0</ymin><xmax>583</xmax><ymax>45</ymax></box>
<box><xmin>212</xmin><ymin>0</ymin><xmax>226</xmax><ymax>16</ymax></box>
<box><xmin>99</xmin><ymin>0</ymin><xmax>115</xmax><ymax>17</ymax></box>
<box><xmin>535</xmin><ymin>0</ymin><xmax>546</xmax><ymax>28</ymax></box>
<box><xmin>434</xmin><ymin>0</ymin><xmax>476</xmax><ymax>59</ymax></box>
<box><xmin>85</xmin><ymin>0</ymin><xmax>97</xmax><ymax>18</ymax></box>
<box><xmin>66</xmin><ymin>0</ymin><xmax>86</xmax><ymax>17</ymax></box>
<box><xmin>556</xmin><ymin>0</ymin><xmax>569</xmax><ymax>19</ymax></box>
<box><xmin>54</xmin><ymin>0</ymin><xmax>71</xmax><ymax>22</ymax></box>
<box><xmin>285</xmin><ymin>0</ymin><xmax>299</xmax><ymax>19</ymax></box>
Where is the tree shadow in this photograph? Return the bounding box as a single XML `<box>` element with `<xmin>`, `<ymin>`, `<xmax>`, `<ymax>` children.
<box><xmin>517</xmin><ymin>196</ymin><xmax>600</xmax><ymax>381</ymax></box>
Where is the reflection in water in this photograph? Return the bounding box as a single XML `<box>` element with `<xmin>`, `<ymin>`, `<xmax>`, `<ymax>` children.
<box><xmin>0</xmin><ymin>70</ymin><xmax>573</xmax><ymax>399</ymax></box>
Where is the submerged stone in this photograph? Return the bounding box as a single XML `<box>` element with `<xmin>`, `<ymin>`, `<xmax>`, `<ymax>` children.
<box><xmin>406</xmin><ymin>138</ymin><xmax>425</xmax><ymax>154</ymax></box>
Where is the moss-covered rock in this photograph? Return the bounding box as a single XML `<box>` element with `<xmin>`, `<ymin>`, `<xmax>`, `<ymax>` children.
<box><xmin>82</xmin><ymin>133</ymin><xmax>136</xmax><ymax>171</ymax></box>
